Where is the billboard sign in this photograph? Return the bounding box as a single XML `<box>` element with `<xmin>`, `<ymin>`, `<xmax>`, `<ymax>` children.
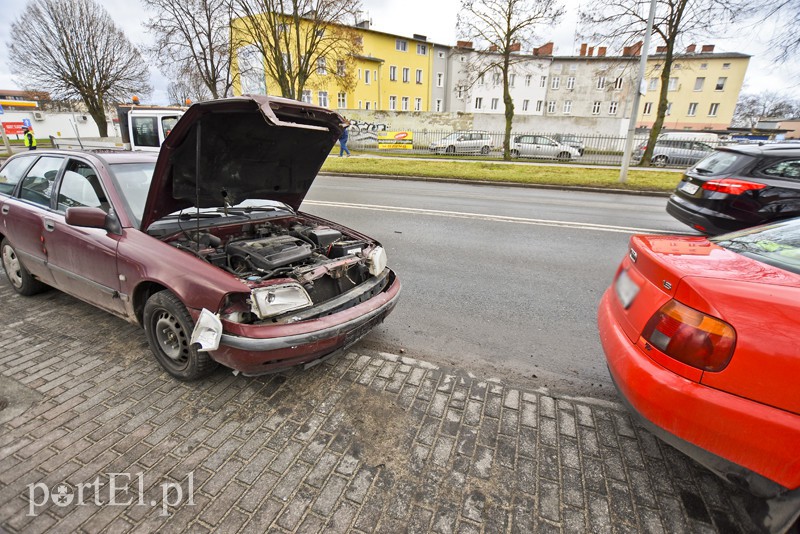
<box><xmin>2</xmin><ymin>122</ymin><xmax>25</xmax><ymax>135</ymax></box>
<box><xmin>378</xmin><ymin>131</ymin><xmax>413</xmax><ymax>150</ymax></box>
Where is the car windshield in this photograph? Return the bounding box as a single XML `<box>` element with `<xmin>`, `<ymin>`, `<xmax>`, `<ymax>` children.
<box><xmin>711</xmin><ymin>219</ymin><xmax>800</xmax><ymax>275</ymax></box>
<box><xmin>692</xmin><ymin>151</ymin><xmax>753</xmax><ymax>174</ymax></box>
<box><xmin>442</xmin><ymin>133</ymin><xmax>462</xmax><ymax>141</ymax></box>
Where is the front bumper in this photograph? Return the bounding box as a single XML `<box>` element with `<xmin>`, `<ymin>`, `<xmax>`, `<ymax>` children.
<box><xmin>598</xmin><ymin>289</ymin><xmax>800</xmax><ymax>495</ymax></box>
<box><xmin>210</xmin><ymin>273</ymin><xmax>401</xmax><ymax>375</ymax></box>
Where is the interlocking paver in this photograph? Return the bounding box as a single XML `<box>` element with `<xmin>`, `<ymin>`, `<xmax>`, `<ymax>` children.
<box><xmin>0</xmin><ymin>287</ymin><xmax>770</xmax><ymax>533</ymax></box>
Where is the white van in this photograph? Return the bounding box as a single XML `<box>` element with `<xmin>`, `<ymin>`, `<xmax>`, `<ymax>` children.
<box><xmin>658</xmin><ymin>131</ymin><xmax>720</xmax><ymax>144</ymax></box>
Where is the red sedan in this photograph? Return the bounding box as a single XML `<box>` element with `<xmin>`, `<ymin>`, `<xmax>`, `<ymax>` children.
<box><xmin>598</xmin><ymin>219</ymin><xmax>800</xmax><ymax>532</ymax></box>
<box><xmin>0</xmin><ymin>96</ymin><xmax>400</xmax><ymax>380</ymax></box>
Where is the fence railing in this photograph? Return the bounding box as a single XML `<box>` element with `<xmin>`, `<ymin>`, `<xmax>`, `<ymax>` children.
<box><xmin>346</xmin><ymin>129</ymin><xmax>725</xmax><ymax>169</ymax></box>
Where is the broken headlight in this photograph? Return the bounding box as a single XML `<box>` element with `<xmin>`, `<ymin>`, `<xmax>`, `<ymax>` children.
<box><xmin>250</xmin><ymin>283</ymin><xmax>313</xmax><ymax>319</ymax></box>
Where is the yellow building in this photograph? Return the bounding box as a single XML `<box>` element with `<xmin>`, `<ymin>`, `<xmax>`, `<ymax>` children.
<box><xmin>637</xmin><ymin>45</ymin><xmax>750</xmax><ymax>130</ymax></box>
<box><xmin>232</xmin><ymin>15</ymin><xmax>433</xmax><ymax>112</ymax></box>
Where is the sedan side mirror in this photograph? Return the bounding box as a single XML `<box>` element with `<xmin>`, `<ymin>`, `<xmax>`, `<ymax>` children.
<box><xmin>65</xmin><ymin>207</ymin><xmax>121</xmax><ymax>235</ymax></box>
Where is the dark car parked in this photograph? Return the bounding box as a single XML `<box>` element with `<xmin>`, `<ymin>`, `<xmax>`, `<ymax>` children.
<box><xmin>0</xmin><ymin>95</ymin><xmax>400</xmax><ymax>380</ymax></box>
<box><xmin>666</xmin><ymin>143</ymin><xmax>800</xmax><ymax>234</ymax></box>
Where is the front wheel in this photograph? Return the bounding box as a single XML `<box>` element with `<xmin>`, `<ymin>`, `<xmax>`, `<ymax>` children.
<box><xmin>557</xmin><ymin>152</ymin><xmax>572</xmax><ymax>162</ymax></box>
<box><xmin>480</xmin><ymin>145</ymin><xmax>490</xmax><ymax>155</ymax></box>
<box><xmin>652</xmin><ymin>155</ymin><xmax>668</xmax><ymax>167</ymax></box>
<box><xmin>445</xmin><ymin>145</ymin><xmax>455</xmax><ymax>154</ymax></box>
<box><xmin>143</xmin><ymin>290</ymin><xmax>218</xmax><ymax>380</ymax></box>
<box><xmin>1</xmin><ymin>238</ymin><xmax>45</xmax><ymax>296</ymax></box>
<box><xmin>510</xmin><ymin>149</ymin><xmax>520</xmax><ymax>159</ymax></box>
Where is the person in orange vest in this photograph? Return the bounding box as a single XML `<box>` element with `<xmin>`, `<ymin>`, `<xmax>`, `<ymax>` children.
<box><xmin>22</xmin><ymin>126</ymin><xmax>37</xmax><ymax>150</ymax></box>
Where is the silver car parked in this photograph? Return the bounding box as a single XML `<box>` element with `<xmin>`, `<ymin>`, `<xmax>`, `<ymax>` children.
<box><xmin>430</xmin><ymin>131</ymin><xmax>492</xmax><ymax>155</ymax></box>
<box><xmin>510</xmin><ymin>135</ymin><xmax>580</xmax><ymax>161</ymax></box>
<box><xmin>634</xmin><ymin>139</ymin><xmax>715</xmax><ymax>167</ymax></box>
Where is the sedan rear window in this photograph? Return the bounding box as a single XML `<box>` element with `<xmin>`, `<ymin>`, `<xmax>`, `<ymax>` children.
<box><xmin>692</xmin><ymin>151</ymin><xmax>752</xmax><ymax>175</ymax></box>
<box><xmin>711</xmin><ymin>219</ymin><xmax>800</xmax><ymax>275</ymax></box>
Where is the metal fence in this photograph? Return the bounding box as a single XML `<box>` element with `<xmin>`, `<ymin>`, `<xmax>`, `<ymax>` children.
<box><xmin>346</xmin><ymin>128</ymin><xmax>726</xmax><ymax>169</ymax></box>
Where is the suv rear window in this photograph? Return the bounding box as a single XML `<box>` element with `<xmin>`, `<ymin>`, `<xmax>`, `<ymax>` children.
<box><xmin>692</xmin><ymin>151</ymin><xmax>753</xmax><ymax>175</ymax></box>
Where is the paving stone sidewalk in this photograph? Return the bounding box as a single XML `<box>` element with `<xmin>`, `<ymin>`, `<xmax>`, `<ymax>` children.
<box><xmin>0</xmin><ymin>286</ymin><xmax>765</xmax><ymax>533</ymax></box>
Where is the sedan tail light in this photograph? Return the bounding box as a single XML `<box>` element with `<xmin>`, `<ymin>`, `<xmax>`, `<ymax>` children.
<box><xmin>701</xmin><ymin>178</ymin><xmax>767</xmax><ymax>195</ymax></box>
<box><xmin>642</xmin><ymin>300</ymin><xmax>736</xmax><ymax>372</ymax></box>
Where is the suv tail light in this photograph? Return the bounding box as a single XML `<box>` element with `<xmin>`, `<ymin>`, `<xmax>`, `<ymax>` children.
<box><xmin>642</xmin><ymin>300</ymin><xmax>736</xmax><ymax>372</ymax></box>
<box><xmin>701</xmin><ymin>178</ymin><xmax>766</xmax><ymax>195</ymax></box>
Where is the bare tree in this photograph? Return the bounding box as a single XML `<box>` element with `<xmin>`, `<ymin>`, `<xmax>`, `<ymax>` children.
<box><xmin>733</xmin><ymin>91</ymin><xmax>800</xmax><ymax>128</ymax></box>
<box><xmin>231</xmin><ymin>0</ymin><xmax>363</xmax><ymax>100</ymax></box>
<box><xmin>457</xmin><ymin>0</ymin><xmax>564</xmax><ymax>160</ymax></box>
<box><xmin>167</xmin><ymin>67</ymin><xmax>214</xmax><ymax>106</ymax></box>
<box><xmin>754</xmin><ymin>1</ymin><xmax>800</xmax><ymax>64</ymax></box>
<box><xmin>581</xmin><ymin>0</ymin><xmax>747</xmax><ymax>166</ymax></box>
<box><xmin>7</xmin><ymin>0</ymin><xmax>150</xmax><ymax>136</ymax></box>
<box><xmin>143</xmin><ymin>0</ymin><xmax>237</xmax><ymax>100</ymax></box>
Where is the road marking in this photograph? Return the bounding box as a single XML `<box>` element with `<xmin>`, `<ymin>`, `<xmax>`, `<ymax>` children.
<box><xmin>304</xmin><ymin>200</ymin><xmax>672</xmax><ymax>235</ymax></box>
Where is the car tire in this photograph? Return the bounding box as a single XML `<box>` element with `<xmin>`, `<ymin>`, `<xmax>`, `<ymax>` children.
<box><xmin>143</xmin><ymin>290</ymin><xmax>218</xmax><ymax>380</ymax></box>
<box><xmin>480</xmin><ymin>145</ymin><xmax>490</xmax><ymax>155</ymax></box>
<box><xmin>445</xmin><ymin>145</ymin><xmax>455</xmax><ymax>154</ymax></box>
<box><xmin>1</xmin><ymin>238</ymin><xmax>46</xmax><ymax>296</ymax></box>
<box><xmin>511</xmin><ymin>149</ymin><xmax>520</xmax><ymax>158</ymax></box>
<box><xmin>557</xmin><ymin>152</ymin><xmax>572</xmax><ymax>161</ymax></box>
<box><xmin>652</xmin><ymin>155</ymin><xmax>668</xmax><ymax>167</ymax></box>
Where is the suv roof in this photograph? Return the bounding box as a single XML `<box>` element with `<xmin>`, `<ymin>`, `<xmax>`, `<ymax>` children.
<box><xmin>722</xmin><ymin>143</ymin><xmax>800</xmax><ymax>157</ymax></box>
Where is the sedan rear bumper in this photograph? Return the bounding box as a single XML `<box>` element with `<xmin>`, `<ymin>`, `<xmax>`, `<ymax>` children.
<box><xmin>210</xmin><ymin>275</ymin><xmax>401</xmax><ymax>375</ymax></box>
<box><xmin>598</xmin><ymin>289</ymin><xmax>800</xmax><ymax>495</ymax></box>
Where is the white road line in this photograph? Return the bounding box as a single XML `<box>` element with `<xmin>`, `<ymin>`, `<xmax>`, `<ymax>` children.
<box><xmin>303</xmin><ymin>200</ymin><xmax>671</xmax><ymax>235</ymax></box>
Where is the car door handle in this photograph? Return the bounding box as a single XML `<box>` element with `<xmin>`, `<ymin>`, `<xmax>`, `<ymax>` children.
<box><xmin>44</xmin><ymin>219</ymin><xmax>56</xmax><ymax>232</ymax></box>
<box><xmin>1</xmin><ymin>205</ymin><xmax>8</xmax><ymax>215</ymax></box>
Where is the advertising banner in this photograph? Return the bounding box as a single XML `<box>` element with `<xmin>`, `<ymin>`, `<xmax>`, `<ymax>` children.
<box><xmin>2</xmin><ymin>122</ymin><xmax>25</xmax><ymax>135</ymax></box>
<box><xmin>378</xmin><ymin>131</ymin><xmax>413</xmax><ymax>150</ymax></box>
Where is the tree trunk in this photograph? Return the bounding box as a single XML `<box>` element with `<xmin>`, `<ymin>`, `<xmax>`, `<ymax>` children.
<box><xmin>641</xmin><ymin>40</ymin><xmax>675</xmax><ymax>167</ymax></box>
<box><xmin>502</xmin><ymin>58</ymin><xmax>514</xmax><ymax>161</ymax></box>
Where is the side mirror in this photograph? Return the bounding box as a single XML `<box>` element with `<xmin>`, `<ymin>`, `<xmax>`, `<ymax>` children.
<box><xmin>65</xmin><ymin>206</ymin><xmax>120</xmax><ymax>234</ymax></box>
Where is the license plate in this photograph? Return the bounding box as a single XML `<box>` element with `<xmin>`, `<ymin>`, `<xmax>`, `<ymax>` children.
<box><xmin>679</xmin><ymin>181</ymin><xmax>699</xmax><ymax>195</ymax></box>
<box><xmin>614</xmin><ymin>269</ymin><xmax>640</xmax><ymax>309</ymax></box>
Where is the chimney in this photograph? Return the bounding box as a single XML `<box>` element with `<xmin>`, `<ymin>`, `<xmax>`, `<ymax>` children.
<box><xmin>622</xmin><ymin>45</ymin><xmax>631</xmax><ymax>56</ymax></box>
<box><xmin>509</xmin><ymin>42</ymin><xmax>521</xmax><ymax>53</ymax></box>
<box><xmin>533</xmin><ymin>42</ymin><xmax>553</xmax><ymax>56</ymax></box>
<box><xmin>701</xmin><ymin>44</ymin><xmax>715</xmax><ymax>53</ymax></box>
<box><xmin>456</xmin><ymin>40</ymin><xmax>473</xmax><ymax>49</ymax></box>
<box><xmin>656</xmin><ymin>45</ymin><xmax>667</xmax><ymax>53</ymax></box>
<box><xmin>686</xmin><ymin>44</ymin><xmax>696</xmax><ymax>53</ymax></box>
<box><xmin>630</xmin><ymin>41</ymin><xmax>643</xmax><ymax>56</ymax></box>
<box><xmin>580</xmin><ymin>43</ymin><xmax>587</xmax><ymax>56</ymax></box>
<box><xmin>588</xmin><ymin>46</ymin><xmax>595</xmax><ymax>56</ymax></box>
<box><xmin>598</xmin><ymin>46</ymin><xmax>607</xmax><ymax>57</ymax></box>
<box><xmin>488</xmin><ymin>44</ymin><xmax>498</xmax><ymax>52</ymax></box>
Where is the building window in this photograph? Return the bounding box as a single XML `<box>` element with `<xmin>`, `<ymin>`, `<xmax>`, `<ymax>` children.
<box><xmin>509</xmin><ymin>74</ymin><xmax>516</xmax><ymax>87</ymax></box>
<box><xmin>525</xmin><ymin>74</ymin><xmax>532</xmax><ymax>86</ymax></box>
<box><xmin>457</xmin><ymin>86</ymin><xmax>464</xmax><ymax>99</ymax></box>
<box><xmin>668</xmin><ymin>77</ymin><xmax>678</xmax><ymax>91</ymax></box>
<box><xmin>317</xmin><ymin>57</ymin><xmax>327</xmax><ymax>75</ymax></box>
<box><xmin>666</xmin><ymin>102</ymin><xmax>672</xmax><ymax>115</ymax></box>
<box><xmin>566</xmin><ymin>76</ymin><xmax>575</xmax><ymax>90</ymax></box>
<box><xmin>569</xmin><ymin>64</ymin><xmax>577</xmax><ymax>72</ymax></box>
<box><xmin>401</xmin><ymin>96</ymin><xmax>409</xmax><ymax>111</ymax></box>
<box><xmin>436</xmin><ymin>72</ymin><xmax>443</xmax><ymax>87</ymax></box>
<box><xmin>416</xmin><ymin>69</ymin><xmax>423</xmax><ymax>84</ymax></box>
<box><xmin>648</xmin><ymin>78</ymin><xmax>658</xmax><ymax>91</ymax></box>
<box><xmin>493</xmin><ymin>72</ymin><xmax>501</xmax><ymax>85</ymax></box>
<box><xmin>563</xmin><ymin>100</ymin><xmax>572</xmax><ymax>114</ymax></box>
<box><xmin>417</xmin><ymin>44</ymin><xmax>427</xmax><ymax>55</ymax></box>
<box><xmin>536</xmin><ymin>100</ymin><xmax>543</xmax><ymax>112</ymax></box>
<box><xmin>390</xmin><ymin>66</ymin><xmax>397</xmax><ymax>81</ymax></box>
<box><xmin>551</xmin><ymin>77</ymin><xmax>560</xmax><ymax>90</ymax></box>
<box><xmin>435</xmin><ymin>99</ymin><xmax>442</xmax><ymax>111</ymax></box>
<box><xmin>337</xmin><ymin>92</ymin><xmax>346</xmax><ymax>108</ymax></box>
<box><xmin>722</xmin><ymin>62</ymin><xmax>731</xmax><ymax>69</ymax></box>
<box><xmin>396</xmin><ymin>39</ymin><xmax>407</xmax><ymax>52</ymax></box>
<box><xmin>547</xmin><ymin>101</ymin><xmax>556</xmax><ymax>114</ymax></box>
<box><xmin>592</xmin><ymin>101</ymin><xmax>601</xmax><ymax>115</ymax></box>
<box><xmin>553</xmin><ymin>63</ymin><xmax>563</xmax><ymax>73</ymax></box>
<box><xmin>477</xmin><ymin>74</ymin><xmax>485</xmax><ymax>86</ymax></box>
<box><xmin>614</xmin><ymin>77</ymin><xmax>623</xmax><ymax>90</ymax></box>
<box><xmin>415</xmin><ymin>98</ymin><xmax>422</xmax><ymax>111</ymax></box>
<box><xmin>522</xmin><ymin>99</ymin><xmax>529</xmax><ymax>111</ymax></box>
<box><xmin>715</xmin><ymin>77</ymin><xmax>727</xmax><ymax>91</ymax></box>
<box><xmin>365</xmin><ymin>70</ymin><xmax>371</xmax><ymax>85</ymax></box>
<box><xmin>709</xmin><ymin>103</ymin><xmax>719</xmax><ymax>116</ymax></box>
<box><xmin>357</xmin><ymin>68</ymin><xmax>361</xmax><ymax>80</ymax></box>
<box><xmin>318</xmin><ymin>91</ymin><xmax>328</xmax><ymax>107</ymax></box>
<box><xmin>301</xmin><ymin>90</ymin><xmax>312</xmax><ymax>103</ymax></box>
<box><xmin>373</xmin><ymin>70</ymin><xmax>377</xmax><ymax>82</ymax></box>
<box><xmin>389</xmin><ymin>96</ymin><xmax>397</xmax><ymax>110</ymax></box>
<box><xmin>475</xmin><ymin>97</ymin><xmax>483</xmax><ymax>110</ymax></box>
<box><xmin>700</xmin><ymin>63</ymin><xmax>708</xmax><ymax>70</ymax></box>
<box><xmin>674</xmin><ymin>63</ymin><xmax>682</xmax><ymax>70</ymax></box>
<box><xmin>403</xmin><ymin>68</ymin><xmax>410</xmax><ymax>83</ymax></box>
<box><xmin>608</xmin><ymin>101</ymin><xmax>618</xmax><ymax>115</ymax></box>
<box><xmin>490</xmin><ymin>98</ymin><xmax>499</xmax><ymax>110</ymax></box>
<box><xmin>365</xmin><ymin>101</ymin><xmax>370</xmax><ymax>110</ymax></box>
<box><xmin>540</xmin><ymin>75</ymin><xmax>547</xmax><ymax>87</ymax></box>
<box><xmin>694</xmin><ymin>77</ymin><xmax>705</xmax><ymax>91</ymax></box>
<box><xmin>596</xmin><ymin>76</ymin><xmax>606</xmax><ymax>89</ymax></box>
<box><xmin>687</xmin><ymin>102</ymin><xmax>698</xmax><ymax>116</ymax></box>
<box><xmin>337</xmin><ymin>60</ymin><xmax>346</xmax><ymax>76</ymax></box>
<box><xmin>643</xmin><ymin>102</ymin><xmax>652</xmax><ymax>115</ymax></box>
<box><xmin>358</xmin><ymin>100</ymin><xmax>362</xmax><ymax>109</ymax></box>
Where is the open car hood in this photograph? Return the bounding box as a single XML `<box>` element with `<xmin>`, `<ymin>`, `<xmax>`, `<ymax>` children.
<box><xmin>140</xmin><ymin>95</ymin><xmax>344</xmax><ymax>231</ymax></box>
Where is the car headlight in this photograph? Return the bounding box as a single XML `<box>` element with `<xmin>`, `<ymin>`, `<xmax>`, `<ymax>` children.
<box><xmin>367</xmin><ymin>246</ymin><xmax>387</xmax><ymax>276</ymax></box>
<box><xmin>250</xmin><ymin>283</ymin><xmax>312</xmax><ymax>319</ymax></box>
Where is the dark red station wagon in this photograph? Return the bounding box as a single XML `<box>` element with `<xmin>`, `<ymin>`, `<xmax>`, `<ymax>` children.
<box><xmin>0</xmin><ymin>96</ymin><xmax>400</xmax><ymax>380</ymax></box>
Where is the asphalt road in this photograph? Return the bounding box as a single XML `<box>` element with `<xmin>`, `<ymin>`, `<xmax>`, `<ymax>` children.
<box><xmin>303</xmin><ymin>175</ymin><xmax>694</xmax><ymax>401</ymax></box>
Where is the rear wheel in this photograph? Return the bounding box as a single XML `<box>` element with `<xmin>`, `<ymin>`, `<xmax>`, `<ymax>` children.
<box><xmin>510</xmin><ymin>149</ymin><xmax>520</xmax><ymax>159</ymax></box>
<box><xmin>652</xmin><ymin>155</ymin><xmax>669</xmax><ymax>167</ymax></box>
<box><xmin>143</xmin><ymin>290</ymin><xmax>218</xmax><ymax>380</ymax></box>
<box><xmin>480</xmin><ymin>145</ymin><xmax>490</xmax><ymax>155</ymax></box>
<box><xmin>1</xmin><ymin>238</ymin><xmax>45</xmax><ymax>296</ymax></box>
<box><xmin>557</xmin><ymin>152</ymin><xmax>572</xmax><ymax>161</ymax></box>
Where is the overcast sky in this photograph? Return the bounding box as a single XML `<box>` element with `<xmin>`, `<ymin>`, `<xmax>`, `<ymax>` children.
<box><xmin>1</xmin><ymin>0</ymin><xmax>797</xmax><ymax>104</ymax></box>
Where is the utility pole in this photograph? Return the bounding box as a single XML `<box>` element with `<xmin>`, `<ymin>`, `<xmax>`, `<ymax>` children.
<box><xmin>619</xmin><ymin>0</ymin><xmax>658</xmax><ymax>183</ymax></box>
